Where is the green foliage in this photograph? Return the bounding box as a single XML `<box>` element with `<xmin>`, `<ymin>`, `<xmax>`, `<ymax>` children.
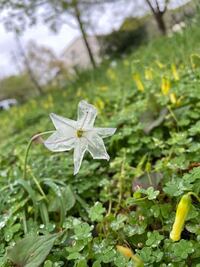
<box><xmin>0</xmin><ymin>74</ymin><xmax>36</xmax><ymax>101</ymax></box>
<box><xmin>100</xmin><ymin>25</ymin><xmax>147</xmax><ymax>58</ymax></box>
<box><xmin>7</xmin><ymin>234</ymin><xmax>58</xmax><ymax>267</ymax></box>
<box><xmin>1</xmin><ymin>12</ymin><xmax>200</xmax><ymax>267</ymax></box>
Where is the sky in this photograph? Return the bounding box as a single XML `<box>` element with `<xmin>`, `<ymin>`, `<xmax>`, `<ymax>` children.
<box><xmin>0</xmin><ymin>0</ymin><xmax>190</xmax><ymax>78</ymax></box>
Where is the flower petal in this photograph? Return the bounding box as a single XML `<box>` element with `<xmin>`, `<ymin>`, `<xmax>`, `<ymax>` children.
<box><xmin>73</xmin><ymin>138</ymin><xmax>88</xmax><ymax>175</ymax></box>
<box><xmin>50</xmin><ymin>113</ymin><xmax>77</xmax><ymax>136</ymax></box>
<box><xmin>44</xmin><ymin>131</ymin><xmax>75</xmax><ymax>152</ymax></box>
<box><xmin>77</xmin><ymin>100</ymin><xmax>97</xmax><ymax>129</ymax></box>
<box><xmin>94</xmin><ymin>128</ymin><xmax>116</xmax><ymax>138</ymax></box>
<box><xmin>86</xmin><ymin>133</ymin><xmax>110</xmax><ymax>160</ymax></box>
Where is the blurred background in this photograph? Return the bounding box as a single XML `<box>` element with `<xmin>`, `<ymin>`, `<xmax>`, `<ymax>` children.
<box><xmin>0</xmin><ymin>0</ymin><xmax>198</xmax><ymax>105</ymax></box>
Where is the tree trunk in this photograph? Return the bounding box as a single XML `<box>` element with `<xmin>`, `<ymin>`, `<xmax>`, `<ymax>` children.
<box><xmin>15</xmin><ymin>35</ymin><xmax>43</xmax><ymax>95</ymax></box>
<box><xmin>74</xmin><ymin>3</ymin><xmax>96</xmax><ymax>69</ymax></box>
<box><xmin>154</xmin><ymin>13</ymin><xmax>167</xmax><ymax>35</ymax></box>
<box><xmin>145</xmin><ymin>0</ymin><xmax>167</xmax><ymax>35</ymax></box>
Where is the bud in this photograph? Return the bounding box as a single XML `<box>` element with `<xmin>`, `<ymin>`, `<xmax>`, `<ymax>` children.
<box><xmin>170</xmin><ymin>193</ymin><xmax>191</xmax><ymax>242</ymax></box>
<box><xmin>170</xmin><ymin>93</ymin><xmax>177</xmax><ymax>105</ymax></box>
<box><xmin>31</xmin><ymin>133</ymin><xmax>44</xmax><ymax>144</ymax></box>
<box><xmin>116</xmin><ymin>245</ymin><xmax>144</xmax><ymax>267</ymax></box>
<box><xmin>116</xmin><ymin>245</ymin><xmax>134</xmax><ymax>258</ymax></box>
<box><xmin>132</xmin><ymin>73</ymin><xmax>144</xmax><ymax>92</ymax></box>
<box><xmin>171</xmin><ymin>64</ymin><xmax>179</xmax><ymax>81</ymax></box>
<box><xmin>145</xmin><ymin>68</ymin><xmax>153</xmax><ymax>80</ymax></box>
<box><xmin>161</xmin><ymin>77</ymin><xmax>171</xmax><ymax>95</ymax></box>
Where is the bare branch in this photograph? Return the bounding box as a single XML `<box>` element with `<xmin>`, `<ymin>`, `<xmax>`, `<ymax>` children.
<box><xmin>145</xmin><ymin>0</ymin><xmax>156</xmax><ymax>15</ymax></box>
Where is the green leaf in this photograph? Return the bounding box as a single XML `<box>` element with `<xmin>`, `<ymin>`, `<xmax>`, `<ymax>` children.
<box><xmin>88</xmin><ymin>202</ymin><xmax>106</xmax><ymax>222</ymax></box>
<box><xmin>44</xmin><ymin>260</ymin><xmax>53</xmax><ymax>267</ymax></box>
<box><xmin>145</xmin><ymin>231</ymin><xmax>164</xmax><ymax>248</ymax></box>
<box><xmin>171</xmin><ymin>240</ymin><xmax>194</xmax><ymax>260</ymax></box>
<box><xmin>138</xmin><ymin>187</ymin><xmax>159</xmax><ymax>200</ymax></box>
<box><xmin>7</xmin><ymin>234</ymin><xmax>58</xmax><ymax>267</ymax></box>
<box><xmin>92</xmin><ymin>261</ymin><xmax>101</xmax><ymax>267</ymax></box>
<box><xmin>63</xmin><ymin>185</ymin><xmax>76</xmax><ymax>211</ymax></box>
<box><xmin>77</xmin><ymin>259</ymin><xmax>88</xmax><ymax>267</ymax></box>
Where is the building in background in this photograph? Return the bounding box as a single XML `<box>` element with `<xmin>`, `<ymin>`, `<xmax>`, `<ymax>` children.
<box><xmin>62</xmin><ymin>36</ymin><xmax>101</xmax><ymax>73</ymax></box>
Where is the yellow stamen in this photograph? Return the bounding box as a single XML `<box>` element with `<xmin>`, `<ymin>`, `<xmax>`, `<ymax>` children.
<box><xmin>77</xmin><ymin>129</ymin><xmax>84</xmax><ymax>138</ymax></box>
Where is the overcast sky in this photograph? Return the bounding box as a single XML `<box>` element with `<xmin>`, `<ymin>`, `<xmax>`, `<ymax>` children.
<box><xmin>0</xmin><ymin>0</ymin><xmax>190</xmax><ymax>78</ymax></box>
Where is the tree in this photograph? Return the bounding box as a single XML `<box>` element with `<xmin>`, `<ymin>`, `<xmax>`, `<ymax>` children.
<box><xmin>15</xmin><ymin>34</ymin><xmax>44</xmax><ymax>94</ymax></box>
<box><xmin>80</xmin><ymin>0</ymin><xmax>170</xmax><ymax>35</ymax></box>
<box><xmin>145</xmin><ymin>0</ymin><xmax>170</xmax><ymax>35</ymax></box>
<box><xmin>0</xmin><ymin>0</ymin><xmax>97</xmax><ymax>68</ymax></box>
<box><xmin>25</xmin><ymin>40</ymin><xmax>67</xmax><ymax>86</ymax></box>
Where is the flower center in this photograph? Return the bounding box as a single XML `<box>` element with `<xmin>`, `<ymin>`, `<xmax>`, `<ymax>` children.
<box><xmin>76</xmin><ymin>129</ymin><xmax>84</xmax><ymax>138</ymax></box>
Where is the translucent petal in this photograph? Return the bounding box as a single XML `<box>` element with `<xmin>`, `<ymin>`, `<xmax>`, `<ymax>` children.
<box><xmin>44</xmin><ymin>131</ymin><xmax>75</xmax><ymax>152</ymax></box>
<box><xmin>94</xmin><ymin>128</ymin><xmax>117</xmax><ymax>138</ymax></box>
<box><xmin>77</xmin><ymin>100</ymin><xmax>97</xmax><ymax>129</ymax></box>
<box><xmin>86</xmin><ymin>133</ymin><xmax>110</xmax><ymax>160</ymax></box>
<box><xmin>50</xmin><ymin>113</ymin><xmax>77</xmax><ymax>136</ymax></box>
<box><xmin>73</xmin><ymin>138</ymin><xmax>88</xmax><ymax>175</ymax></box>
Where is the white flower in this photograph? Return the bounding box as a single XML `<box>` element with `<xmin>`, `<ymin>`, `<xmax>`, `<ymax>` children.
<box><xmin>44</xmin><ymin>100</ymin><xmax>116</xmax><ymax>175</ymax></box>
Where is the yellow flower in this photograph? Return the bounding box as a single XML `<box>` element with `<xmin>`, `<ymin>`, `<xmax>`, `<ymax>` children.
<box><xmin>161</xmin><ymin>77</ymin><xmax>171</xmax><ymax>95</ymax></box>
<box><xmin>170</xmin><ymin>93</ymin><xmax>177</xmax><ymax>104</ymax></box>
<box><xmin>133</xmin><ymin>73</ymin><xmax>144</xmax><ymax>92</ymax></box>
<box><xmin>171</xmin><ymin>64</ymin><xmax>179</xmax><ymax>81</ymax></box>
<box><xmin>155</xmin><ymin>60</ymin><xmax>165</xmax><ymax>69</ymax></box>
<box><xmin>94</xmin><ymin>98</ymin><xmax>105</xmax><ymax>112</ymax></box>
<box><xmin>116</xmin><ymin>245</ymin><xmax>133</xmax><ymax>258</ymax></box>
<box><xmin>116</xmin><ymin>245</ymin><xmax>144</xmax><ymax>267</ymax></box>
<box><xmin>170</xmin><ymin>193</ymin><xmax>191</xmax><ymax>242</ymax></box>
<box><xmin>145</xmin><ymin>68</ymin><xmax>153</xmax><ymax>80</ymax></box>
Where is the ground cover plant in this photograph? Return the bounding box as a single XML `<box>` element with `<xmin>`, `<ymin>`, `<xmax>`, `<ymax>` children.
<box><xmin>1</xmin><ymin>15</ymin><xmax>200</xmax><ymax>267</ymax></box>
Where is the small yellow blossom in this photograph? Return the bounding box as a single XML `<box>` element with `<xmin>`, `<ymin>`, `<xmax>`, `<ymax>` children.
<box><xmin>171</xmin><ymin>64</ymin><xmax>179</xmax><ymax>81</ymax></box>
<box><xmin>155</xmin><ymin>60</ymin><xmax>165</xmax><ymax>69</ymax></box>
<box><xmin>116</xmin><ymin>245</ymin><xmax>144</xmax><ymax>267</ymax></box>
<box><xmin>170</xmin><ymin>93</ymin><xmax>177</xmax><ymax>104</ymax></box>
<box><xmin>133</xmin><ymin>73</ymin><xmax>144</xmax><ymax>92</ymax></box>
<box><xmin>94</xmin><ymin>98</ymin><xmax>105</xmax><ymax>112</ymax></box>
<box><xmin>170</xmin><ymin>193</ymin><xmax>191</xmax><ymax>242</ymax></box>
<box><xmin>145</xmin><ymin>68</ymin><xmax>153</xmax><ymax>80</ymax></box>
<box><xmin>116</xmin><ymin>245</ymin><xmax>134</xmax><ymax>258</ymax></box>
<box><xmin>161</xmin><ymin>77</ymin><xmax>171</xmax><ymax>95</ymax></box>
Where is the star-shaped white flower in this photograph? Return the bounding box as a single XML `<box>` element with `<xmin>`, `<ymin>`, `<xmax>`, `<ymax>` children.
<box><xmin>44</xmin><ymin>100</ymin><xmax>116</xmax><ymax>175</ymax></box>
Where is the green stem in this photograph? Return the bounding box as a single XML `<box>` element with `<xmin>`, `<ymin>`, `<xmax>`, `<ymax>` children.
<box><xmin>75</xmin><ymin>193</ymin><xmax>89</xmax><ymax>211</ymax></box>
<box><xmin>22</xmin><ymin>210</ymin><xmax>27</xmax><ymax>234</ymax></box>
<box><xmin>188</xmin><ymin>192</ymin><xmax>200</xmax><ymax>202</ymax></box>
<box><xmin>167</xmin><ymin>105</ymin><xmax>179</xmax><ymax>126</ymax></box>
<box><xmin>29</xmin><ymin>167</ymin><xmax>47</xmax><ymax>199</ymax></box>
<box><xmin>23</xmin><ymin>131</ymin><xmax>55</xmax><ymax>180</ymax></box>
<box><xmin>147</xmin><ymin>171</ymin><xmax>153</xmax><ymax>186</ymax></box>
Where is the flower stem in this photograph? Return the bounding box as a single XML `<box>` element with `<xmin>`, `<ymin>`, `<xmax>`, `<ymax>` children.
<box><xmin>188</xmin><ymin>192</ymin><xmax>200</xmax><ymax>202</ymax></box>
<box><xmin>23</xmin><ymin>131</ymin><xmax>55</xmax><ymax>180</ymax></box>
<box><xmin>28</xmin><ymin>166</ymin><xmax>47</xmax><ymax>199</ymax></box>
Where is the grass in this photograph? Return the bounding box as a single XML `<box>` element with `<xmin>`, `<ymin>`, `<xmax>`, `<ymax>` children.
<box><xmin>0</xmin><ymin>17</ymin><xmax>200</xmax><ymax>267</ymax></box>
